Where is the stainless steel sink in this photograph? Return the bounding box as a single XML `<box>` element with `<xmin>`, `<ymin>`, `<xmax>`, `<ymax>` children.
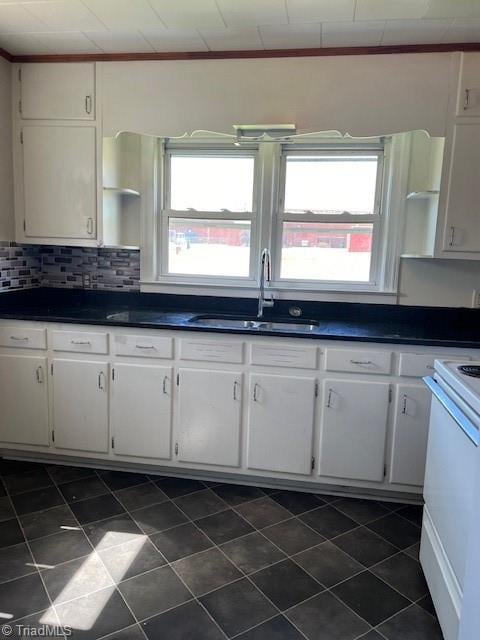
<box><xmin>189</xmin><ymin>315</ymin><xmax>320</xmax><ymax>332</ymax></box>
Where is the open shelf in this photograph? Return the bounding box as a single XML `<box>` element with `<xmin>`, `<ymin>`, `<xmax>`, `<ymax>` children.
<box><xmin>103</xmin><ymin>187</ymin><xmax>140</xmax><ymax>197</ymax></box>
<box><xmin>406</xmin><ymin>190</ymin><xmax>439</xmax><ymax>200</ymax></box>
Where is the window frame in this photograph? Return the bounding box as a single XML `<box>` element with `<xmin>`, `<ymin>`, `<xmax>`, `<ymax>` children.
<box><xmin>151</xmin><ymin>137</ymin><xmax>399</xmax><ymax>296</ymax></box>
<box><xmin>158</xmin><ymin>143</ymin><xmax>261</xmax><ymax>286</ymax></box>
<box><xmin>271</xmin><ymin>144</ymin><xmax>386</xmax><ymax>291</ymax></box>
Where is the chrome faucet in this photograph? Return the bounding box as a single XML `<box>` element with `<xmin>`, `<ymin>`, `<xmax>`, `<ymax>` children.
<box><xmin>258</xmin><ymin>248</ymin><xmax>274</xmax><ymax>318</ymax></box>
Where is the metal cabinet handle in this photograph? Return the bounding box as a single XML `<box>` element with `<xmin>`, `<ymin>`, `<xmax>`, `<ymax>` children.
<box><xmin>98</xmin><ymin>371</ymin><xmax>106</xmax><ymax>391</ymax></box>
<box><xmin>253</xmin><ymin>382</ymin><xmax>260</xmax><ymax>402</ymax></box>
<box><xmin>85</xmin><ymin>95</ymin><xmax>92</xmax><ymax>114</ymax></box>
<box><xmin>233</xmin><ymin>380</ymin><xmax>239</xmax><ymax>401</ymax></box>
<box><xmin>10</xmin><ymin>336</ymin><xmax>28</xmax><ymax>341</ymax></box>
<box><xmin>71</xmin><ymin>340</ymin><xmax>91</xmax><ymax>345</ymax></box>
<box><xmin>350</xmin><ymin>359</ymin><xmax>373</xmax><ymax>365</ymax></box>
<box><xmin>36</xmin><ymin>366</ymin><xmax>44</xmax><ymax>384</ymax></box>
<box><xmin>86</xmin><ymin>218</ymin><xmax>94</xmax><ymax>235</ymax></box>
<box><xmin>464</xmin><ymin>88</ymin><xmax>470</xmax><ymax>110</ymax></box>
<box><xmin>449</xmin><ymin>226</ymin><xmax>455</xmax><ymax>246</ymax></box>
<box><xmin>326</xmin><ymin>388</ymin><xmax>333</xmax><ymax>408</ymax></box>
<box><xmin>136</xmin><ymin>344</ymin><xmax>155</xmax><ymax>350</ymax></box>
<box><xmin>401</xmin><ymin>394</ymin><xmax>408</xmax><ymax>415</ymax></box>
<box><xmin>163</xmin><ymin>375</ymin><xmax>169</xmax><ymax>394</ymax></box>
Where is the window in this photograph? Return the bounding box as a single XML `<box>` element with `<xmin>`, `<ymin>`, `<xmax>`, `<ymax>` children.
<box><xmin>161</xmin><ymin>149</ymin><xmax>257</xmax><ymax>280</ymax></box>
<box><xmin>277</xmin><ymin>151</ymin><xmax>383</xmax><ymax>284</ymax></box>
<box><xmin>156</xmin><ymin>140</ymin><xmax>389</xmax><ymax>293</ymax></box>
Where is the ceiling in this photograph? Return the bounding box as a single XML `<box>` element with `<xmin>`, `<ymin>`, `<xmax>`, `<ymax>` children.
<box><xmin>0</xmin><ymin>0</ymin><xmax>480</xmax><ymax>56</ymax></box>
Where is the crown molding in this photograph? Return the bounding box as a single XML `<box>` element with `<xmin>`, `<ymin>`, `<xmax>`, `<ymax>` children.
<box><xmin>0</xmin><ymin>47</ymin><xmax>13</xmax><ymax>62</ymax></box>
<box><xmin>1</xmin><ymin>41</ymin><xmax>480</xmax><ymax>63</ymax></box>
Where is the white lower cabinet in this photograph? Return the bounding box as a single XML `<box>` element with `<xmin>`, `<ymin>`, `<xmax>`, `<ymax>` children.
<box><xmin>319</xmin><ymin>379</ymin><xmax>390</xmax><ymax>482</ymax></box>
<box><xmin>1</xmin><ymin>320</ymin><xmax>462</xmax><ymax>496</ymax></box>
<box><xmin>176</xmin><ymin>368</ymin><xmax>242</xmax><ymax>467</ymax></box>
<box><xmin>52</xmin><ymin>359</ymin><xmax>109</xmax><ymax>453</ymax></box>
<box><xmin>111</xmin><ymin>363</ymin><xmax>172</xmax><ymax>459</ymax></box>
<box><xmin>0</xmin><ymin>355</ymin><xmax>49</xmax><ymax>446</ymax></box>
<box><xmin>390</xmin><ymin>383</ymin><xmax>431</xmax><ymax>486</ymax></box>
<box><xmin>247</xmin><ymin>373</ymin><xmax>316</xmax><ymax>475</ymax></box>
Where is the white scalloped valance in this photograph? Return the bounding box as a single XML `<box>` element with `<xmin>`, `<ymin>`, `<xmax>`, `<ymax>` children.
<box><xmin>100</xmin><ymin>52</ymin><xmax>454</xmax><ymax>139</ymax></box>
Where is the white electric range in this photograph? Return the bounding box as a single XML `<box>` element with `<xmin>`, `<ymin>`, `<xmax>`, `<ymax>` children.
<box><xmin>422</xmin><ymin>361</ymin><xmax>480</xmax><ymax>640</ymax></box>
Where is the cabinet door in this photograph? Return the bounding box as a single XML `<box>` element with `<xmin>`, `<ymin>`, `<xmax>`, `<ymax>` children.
<box><xmin>247</xmin><ymin>373</ymin><xmax>315</xmax><ymax>475</ymax></box>
<box><xmin>456</xmin><ymin>53</ymin><xmax>480</xmax><ymax>117</ymax></box>
<box><xmin>111</xmin><ymin>363</ymin><xmax>172</xmax><ymax>459</ymax></box>
<box><xmin>319</xmin><ymin>379</ymin><xmax>389</xmax><ymax>482</ymax></box>
<box><xmin>52</xmin><ymin>359</ymin><xmax>108</xmax><ymax>453</ymax></box>
<box><xmin>390</xmin><ymin>384</ymin><xmax>431</xmax><ymax>487</ymax></box>
<box><xmin>21</xmin><ymin>63</ymin><xmax>94</xmax><ymax>120</ymax></box>
<box><xmin>177</xmin><ymin>368</ymin><xmax>242</xmax><ymax>467</ymax></box>
<box><xmin>0</xmin><ymin>355</ymin><xmax>49</xmax><ymax>446</ymax></box>
<box><xmin>442</xmin><ymin>123</ymin><xmax>480</xmax><ymax>253</ymax></box>
<box><xmin>23</xmin><ymin>126</ymin><xmax>96</xmax><ymax>239</ymax></box>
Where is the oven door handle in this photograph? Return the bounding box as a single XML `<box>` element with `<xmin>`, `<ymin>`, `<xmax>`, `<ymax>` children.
<box><xmin>424</xmin><ymin>376</ymin><xmax>480</xmax><ymax>447</ymax></box>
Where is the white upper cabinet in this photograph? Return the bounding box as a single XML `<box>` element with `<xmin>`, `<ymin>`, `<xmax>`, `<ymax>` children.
<box><xmin>247</xmin><ymin>373</ymin><xmax>316</xmax><ymax>476</ymax></box>
<box><xmin>177</xmin><ymin>368</ymin><xmax>242</xmax><ymax>468</ymax></box>
<box><xmin>456</xmin><ymin>53</ymin><xmax>480</xmax><ymax>117</ymax></box>
<box><xmin>20</xmin><ymin>63</ymin><xmax>95</xmax><ymax>120</ymax></box>
<box><xmin>390</xmin><ymin>383</ymin><xmax>431</xmax><ymax>487</ymax></box>
<box><xmin>319</xmin><ymin>379</ymin><xmax>390</xmax><ymax>482</ymax></box>
<box><xmin>111</xmin><ymin>363</ymin><xmax>173</xmax><ymax>460</ymax></box>
<box><xmin>22</xmin><ymin>126</ymin><xmax>96</xmax><ymax>239</ymax></box>
<box><xmin>440</xmin><ymin>122</ymin><xmax>480</xmax><ymax>253</ymax></box>
<box><xmin>0</xmin><ymin>355</ymin><xmax>49</xmax><ymax>447</ymax></box>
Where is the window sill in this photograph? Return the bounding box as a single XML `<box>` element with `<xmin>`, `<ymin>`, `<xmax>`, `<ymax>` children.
<box><xmin>140</xmin><ymin>280</ymin><xmax>398</xmax><ymax>304</ymax></box>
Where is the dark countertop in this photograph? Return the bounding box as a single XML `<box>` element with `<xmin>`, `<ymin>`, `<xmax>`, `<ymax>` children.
<box><xmin>0</xmin><ymin>287</ymin><xmax>479</xmax><ymax>349</ymax></box>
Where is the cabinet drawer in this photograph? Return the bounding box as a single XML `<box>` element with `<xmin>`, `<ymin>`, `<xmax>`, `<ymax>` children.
<box><xmin>325</xmin><ymin>348</ymin><xmax>392</xmax><ymax>375</ymax></box>
<box><xmin>180</xmin><ymin>339</ymin><xmax>243</xmax><ymax>364</ymax></box>
<box><xmin>51</xmin><ymin>330</ymin><xmax>108</xmax><ymax>354</ymax></box>
<box><xmin>0</xmin><ymin>327</ymin><xmax>46</xmax><ymax>350</ymax></box>
<box><xmin>251</xmin><ymin>343</ymin><xmax>317</xmax><ymax>369</ymax></box>
<box><xmin>113</xmin><ymin>334</ymin><xmax>173</xmax><ymax>359</ymax></box>
<box><xmin>398</xmin><ymin>352</ymin><xmax>469</xmax><ymax>378</ymax></box>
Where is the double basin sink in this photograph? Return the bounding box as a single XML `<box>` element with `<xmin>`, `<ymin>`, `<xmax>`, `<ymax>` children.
<box><xmin>106</xmin><ymin>310</ymin><xmax>320</xmax><ymax>333</ymax></box>
<box><xmin>190</xmin><ymin>315</ymin><xmax>320</xmax><ymax>333</ymax></box>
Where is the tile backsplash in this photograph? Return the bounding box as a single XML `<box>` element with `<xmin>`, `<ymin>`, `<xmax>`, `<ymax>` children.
<box><xmin>0</xmin><ymin>243</ymin><xmax>41</xmax><ymax>291</ymax></box>
<box><xmin>0</xmin><ymin>244</ymin><xmax>140</xmax><ymax>292</ymax></box>
<box><xmin>41</xmin><ymin>246</ymin><xmax>140</xmax><ymax>291</ymax></box>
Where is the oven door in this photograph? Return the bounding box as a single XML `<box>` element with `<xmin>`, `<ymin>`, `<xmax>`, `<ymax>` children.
<box><xmin>421</xmin><ymin>377</ymin><xmax>480</xmax><ymax>640</ymax></box>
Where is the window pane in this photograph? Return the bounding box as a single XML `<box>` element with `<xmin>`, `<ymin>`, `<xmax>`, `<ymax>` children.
<box><xmin>168</xmin><ymin>219</ymin><xmax>251</xmax><ymax>277</ymax></box>
<box><xmin>284</xmin><ymin>155</ymin><xmax>379</xmax><ymax>214</ymax></box>
<box><xmin>170</xmin><ymin>155</ymin><xmax>255</xmax><ymax>212</ymax></box>
<box><xmin>280</xmin><ymin>222</ymin><xmax>373</xmax><ymax>282</ymax></box>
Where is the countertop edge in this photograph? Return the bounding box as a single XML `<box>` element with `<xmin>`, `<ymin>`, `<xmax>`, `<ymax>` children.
<box><xmin>0</xmin><ymin>312</ymin><xmax>479</xmax><ymax>350</ymax></box>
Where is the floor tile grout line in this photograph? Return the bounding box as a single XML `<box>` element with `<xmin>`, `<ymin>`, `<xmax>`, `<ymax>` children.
<box><xmin>4</xmin><ymin>480</ymin><xmax>57</xmax><ymax>498</ymax></box>
<box><xmin>92</xmin><ymin>473</ymin><xmax>236</xmax><ymax>637</ymax></box>
<box><xmin>171</xmin><ymin>511</ymin><xmax>293</xmax><ymax>639</ymax></box>
<box><xmin>2</xmin><ymin>483</ymin><xmax>66</xmax><ymax>633</ymax></box>
<box><xmin>371</xmin><ymin>601</ymin><xmax>424</xmax><ymax>635</ymax></box>
<box><xmin>113</xmin><ymin>490</ymin><xmax>232</xmax><ymax>640</ymax></box>
<box><xmin>0</xmin><ymin>462</ymin><xmax>428</xmax><ymax>639</ymax></box>
<box><xmin>185</xmin><ymin>509</ymin><xmax>316</xmax><ymax>640</ymax></box>
<box><xmin>413</xmin><ymin>593</ymin><xmax>438</xmax><ymax>620</ymax></box>
<box><xmin>206</xmin><ymin>500</ymin><xmax>424</xmax><ymax>632</ymax></box>
<box><xmin>40</xmin><ymin>467</ymin><xmax>153</xmax><ymax>640</ymax></box>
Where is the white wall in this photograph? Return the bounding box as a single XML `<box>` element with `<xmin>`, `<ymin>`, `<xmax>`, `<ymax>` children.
<box><xmin>398</xmin><ymin>258</ymin><xmax>480</xmax><ymax>307</ymax></box>
<box><xmin>100</xmin><ymin>52</ymin><xmax>454</xmax><ymax>138</ymax></box>
<box><xmin>0</xmin><ymin>57</ymin><xmax>13</xmax><ymax>241</ymax></box>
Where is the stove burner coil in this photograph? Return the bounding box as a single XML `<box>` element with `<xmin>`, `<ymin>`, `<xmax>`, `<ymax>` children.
<box><xmin>458</xmin><ymin>365</ymin><xmax>480</xmax><ymax>378</ymax></box>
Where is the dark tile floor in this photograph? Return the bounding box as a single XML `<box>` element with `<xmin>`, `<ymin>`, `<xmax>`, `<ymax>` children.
<box><xmin>0</xmin><ymin>459</ymin><xmax>443</xmax><ymax>640</ymax></box>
